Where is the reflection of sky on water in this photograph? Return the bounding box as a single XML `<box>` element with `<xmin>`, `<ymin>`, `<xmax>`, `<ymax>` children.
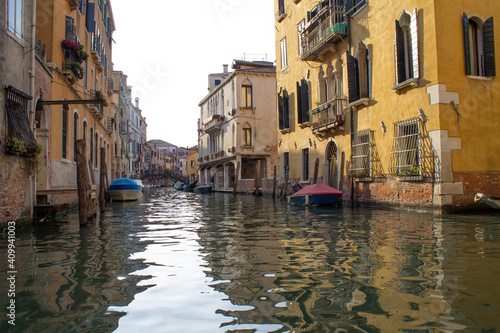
<box><xmin>1</xmin><ymin>190</ymin><xmax>500</xmax><ymax>332</ymax></box>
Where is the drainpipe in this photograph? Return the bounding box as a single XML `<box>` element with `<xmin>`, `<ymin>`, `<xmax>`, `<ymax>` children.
<box><xmin>30</xmin><ymin>0</ymin><xmax>37</xmax><ymax>213</ymax></box>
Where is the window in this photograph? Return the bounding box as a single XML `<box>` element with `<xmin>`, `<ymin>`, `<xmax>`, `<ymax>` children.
<box><xmin>301</xmin><ymin>148</ymin><xmax>310</xmax><ymax>182</ymax></box>
<box><xmin>215</xmin><ymin>79</ymin><xmax>221</xmax><ymax>86</ymax></box>
<box><xmin>297</xmin><ymin>79</ymin><xmax>310</xmax><ymax>124</ymax></box>
<box><xmin>242</xmin><ymin>84</ymin><xmax>252</xmax><ymax>108</ymax></box>
<box><xmin>278</xmin><ymin>0</ymin><xmax>285</xmax><ymax>15</ymax></box>
<box><xmin>280</xmin><ymin>37</ymin><xmax>288</xmax><ymax>69</ymax></box>
<box><xmin>349</xmin><ymin>130</ymin><xmax>372</xmax><ymax>177</ymax></box>
<box><xmin>389</xmin><ymin>119</ymin><xmax>421</xmax><ymax>176</ymax></box>
<box><xmin>346</xmin><ymin>0</ymin><xmax>366</xmax><ymax>15</ymax></box>
<box><xmin>73</xmin><ymin>112</ymin><xmax>79</xmax><ymax>162</ymax></box>
<box><xmin>297</xmin><ymin>19</ymin><xmax>305</xmax><ymax>56</ymax></box>
<box><xmin>394</xmin><ymin>9</ymin><xmax>419</xmax><ymax>85</ymax></box>
<box><xmin>242</xmin><ymin>123</ymin><xmax>252</xmax><ymax>146</ymax></box>
<box><xmin>7</xmin><ymin>0</ymin><xmax>23</xmax><ymax>39</ymax></box>
<box><xmin>62</xmin><ymin>106</ymin><xmax>68</xmax><ymax>159</ymax></box>
<box><xmin>79</xmin><ymin>0</ymin><xmax>85</xmax><ymax>14</ymax></box>
<box><xmin>463</xmin><ymin>13</ymin><xmax>496</xmax><ymax>77</ymax></box>
<box><xmin>95</xmin><ymin>132</ymin><xmax>98</xmax><ymax>167</ymax></box>
<box><xmin>278</xmin><ymin>89</ymin><xmax>290</xmax><ymax>130</ymax></box>
<box><xmin>347</xmin><ymin>41</ymin><xmax>370</xmax><ymax>103</ymax></box>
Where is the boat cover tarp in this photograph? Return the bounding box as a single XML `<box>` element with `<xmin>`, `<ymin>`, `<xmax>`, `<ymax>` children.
<box><xmin>291</xmin><ymin>183</ymin><xmax>343</xmax><ymax>197</ymax></box>
<box><xmin>108</xmin><ymin>178</ymin><xmax>141</xmax><ymax>191</ymax></box>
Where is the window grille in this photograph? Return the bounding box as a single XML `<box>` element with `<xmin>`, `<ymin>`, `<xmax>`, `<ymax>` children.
<box><xmin>5</xmin><ymin>86</ymin><xmax>37</xmax><ymax>153</ymax></box>
<box><xmin>389</xmin><ymin>118</ymin><xmax>422</xmax><ymax>176</ymax></box>
<box><xmin>349</xmin><ymin>130</ymin><xmax>372</xmax><ymax>177</ymax></box>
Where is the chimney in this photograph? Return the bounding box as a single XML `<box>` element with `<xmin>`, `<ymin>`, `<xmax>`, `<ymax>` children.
<box><xmin>135</xmin><ymin>97</ymin><xmax>140</xmax><ymax>109</ymax></box>
<box><xmin>223</xmin><ymin>64</ymin><xmax>228</xmax><ymax>74</ymax></box>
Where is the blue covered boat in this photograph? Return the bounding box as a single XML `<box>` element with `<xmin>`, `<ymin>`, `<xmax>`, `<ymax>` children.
<box><xmin>108</xmin><ymin>178</ymin><xmax>142</xmax><ymax>202</ymax></box>
<box><xmin>289</xmin><ymin>183</ymin><xmax>343</xmax><ymax>206</ymax></box>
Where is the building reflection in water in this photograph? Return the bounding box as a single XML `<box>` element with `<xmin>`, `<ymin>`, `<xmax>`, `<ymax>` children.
<box><xmin>197</xmin><ymin>195</ymin><xmax>500</xmax><ymax>332</ymax></box>
<box><xmin>0</xmin><ymin>202</ymin><xmax>155</xmax><ymax>332</ymax></box>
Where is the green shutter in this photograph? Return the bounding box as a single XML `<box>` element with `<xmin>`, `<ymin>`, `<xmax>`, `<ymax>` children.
<box><xmin>297</xmin><ymin>81</ymin><xmax>303</xmax><ymax>124</ymax></box>
<box><xmin>301</xmin><ymin>79</ymin><xmax>310</xmax><ymax>123</ymax></box>
<box><xmin>483</xmin><ymin>17</ymin><xmax>496</xmax><ymax>77</ymax></box>
<box><xmin>347</xmin><ymin>52</ymin><xmax>359</xmax><ymax>104</ymax></box>
<box><xmin>463</xmin><ymin>13</ymin><xmax>471</xmax><ymax>75</ymax></box>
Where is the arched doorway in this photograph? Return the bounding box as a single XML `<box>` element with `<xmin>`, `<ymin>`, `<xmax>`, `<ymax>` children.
<box><xmin>324</xmin><ymin>140</ymin><xmax>339</xmax><ymax>188</ymax></box>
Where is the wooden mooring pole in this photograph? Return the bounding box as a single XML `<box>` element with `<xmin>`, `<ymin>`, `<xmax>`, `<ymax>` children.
<box><xmin>76</xmin><ymin>140</ymin><xmax>90</xmax><ymax>226</ymax></box>
<box><xmin>272</xmin><ymin>165</ymin><xmax>277</xmax><ymax>198</ymax></box>
<box><xmin>99</xmin><ymin>147</ymin><xmax>106</xmax><ymax>213</ymax></box>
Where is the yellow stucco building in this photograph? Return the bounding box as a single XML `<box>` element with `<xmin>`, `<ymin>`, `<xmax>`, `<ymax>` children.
<box><xmin>275</xmin><ymin>0</ymin><xmax>500</xmax><ymax>211</ymax></box>
<box><xmin>35</xmin><ymin>0</ymin><xmax>116</xmax><ymax>204</ymax></box>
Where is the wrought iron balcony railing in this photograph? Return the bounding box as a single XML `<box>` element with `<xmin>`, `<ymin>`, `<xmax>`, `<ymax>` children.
<box><xmin>309</xmin><ymin>97</ymin><xmax>346</xmax><ymax>132</ymax></box>
<box><xmin>300</xmin><ymin>4</ymin><xmax>347</xmax><ymax>61</ymax></box>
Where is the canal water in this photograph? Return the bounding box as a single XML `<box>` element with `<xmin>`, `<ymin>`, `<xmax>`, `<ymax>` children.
<box><xmin>1</xmin><ymin>189</ymin><xmax>500</xmax><ymax>332</ymax></box>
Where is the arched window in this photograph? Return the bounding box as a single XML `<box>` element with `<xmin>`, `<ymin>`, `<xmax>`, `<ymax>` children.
<box><xmin>464</xmin><ymin>13</ymin><xmax>496</xmax><ymax>77</ymax></box>
<box><xmin>242</xmin><ymin>123</ymin><xmax>252</xmax><ymax>146</ymax></box>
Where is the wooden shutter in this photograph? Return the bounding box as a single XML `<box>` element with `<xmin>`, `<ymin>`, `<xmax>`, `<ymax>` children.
<box><xmin>410</xmin><ymin>9</ymin><xmax>419</xmax><ymax>79</ymax></box>
<box><xmin>86</xmin><ymin>2</ymin><xmax>95</xmax><ymax>33</ymax></box>
<box><xmin>297</xmin><ymin>82</ymin><xmax>303</xmax><ymax>124</ymax></box>
<box><xmin>301</xmin><ymin>79</ymin><xmax>310</xmax><ymax>123</ymax></box>
<box><xmin>483</xmin><ymin>17</ymin><xmax>496</xmax><ymax>77</ymax></box>
<box><xmin>463</xmin><ymin>13</ymin><xmax>471</xmax><ymax>75</ymax></box>
<box><xmin>278</xmin><ymin>94</ymin><xmax>284</xmax><ymax>130</ymax></box>
<box><xmin>358</xmin><ymin>41</ymin><xmax>369</xmax><ymax>98</ymax></box>
<box><xmin>284</xmin><ymin>92</ymin><xmax>290</xmax><ymax>129</ymax></box>
<box><xmin>395</xmin><ymin>20</ymin><xmax>406</xmax><ymax>83</ymax></box>
<box><xmin>347</xmin><ymin>52</ymin><xmax>359</xmax><ymax>104</ymax></box>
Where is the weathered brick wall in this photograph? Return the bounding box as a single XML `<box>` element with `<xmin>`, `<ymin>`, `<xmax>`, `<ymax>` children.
<box><xmin>0</xmin><ymin>155</ymin><xmax>31</xmax><ymax>223</ymax></box>
<box><xmin>453</xmin><ymin>172</ymin><xmax>500</xmax><ymax>206</ymax></box>
<box><xmin>237</xmin><ymin>179</ymin><xmax>254</xmax><ymax>194</ymax></box>
<box><xmin>344</xmin><ymin>176</ymin><xmax>434</xmax><ymax>207</ymax></box>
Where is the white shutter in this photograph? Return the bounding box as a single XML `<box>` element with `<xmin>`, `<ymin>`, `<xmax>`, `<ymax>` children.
<box><xmin>411</xmin><ymin>8</ymin><xmax>419</xmax><ymax>79</ymax></box>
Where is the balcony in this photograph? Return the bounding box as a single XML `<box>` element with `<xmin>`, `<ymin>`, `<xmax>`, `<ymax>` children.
<box><xmin>300</xmin><ymin>4</ymin><xmax>347</xmax><ymax>61</ymax></box>
<box><xmin>89</xmin><ymin>90</ymin><xmax>104</xmax><ymax>120</ymax></box>
<box><xmin>62</xmin><ymin>50</ymin><xmax>82</xmax><ymax>85</ymax></box>
<box><xmin>202</xmin><ymin>114</ymin><xmax>225</xmax><ymax>134</ymax></box>
<box><xmin>309</xmin><ymin>98</ymin><xmax>346</xmax><ymax>134</ymax></box>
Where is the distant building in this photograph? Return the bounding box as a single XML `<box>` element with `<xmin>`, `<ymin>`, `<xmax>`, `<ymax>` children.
<box><xmin>198</xmin><ymin>60</ymin><xmax>278</xmax><ymax>192</ymax></box>
<box><xmin>187</xmin><ymin>146</ymin><xmax>199</xmax><ymax>183</ymax></box>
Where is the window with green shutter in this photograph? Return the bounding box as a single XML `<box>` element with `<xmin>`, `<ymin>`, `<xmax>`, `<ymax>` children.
<box><xmin>463</xmin><ymin>13</ymin><xmax>496</xmax><ymax>77</ymax></box>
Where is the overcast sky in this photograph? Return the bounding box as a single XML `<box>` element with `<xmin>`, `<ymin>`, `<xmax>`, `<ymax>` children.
<box><xmin>111</xmin><ymin>0</ymin><xmax>276</xmax><ymax>148</ymax></box>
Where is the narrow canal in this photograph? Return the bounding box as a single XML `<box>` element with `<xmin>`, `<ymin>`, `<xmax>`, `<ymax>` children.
<box><xmin>1</xmin><ymin>189</ymin><xmax>500</xmax><ymax>332</ymax></box>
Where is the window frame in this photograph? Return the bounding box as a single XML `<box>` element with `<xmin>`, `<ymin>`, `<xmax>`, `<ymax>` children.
<box><xmin>241</xmin><ymin>84</ymin><xmax>253</xmax><ymax>108</ymax></box>
<box><xmin>301</xmin><ymin>147</ymin><xmax>310</xmax><ymax>182</ymax></box>
<box><xmin>7</xmin><ymin>0</ymin><xmax>23</xmax><ymax>40</ymax></box>
<box><xmin>280</xmin><ymin>37</ymin><xmax>288</xmax><ymax>70</ymax></box>
<box><xmin>242</xmin><ymin>124</ymin><xmax>252</xmax><ymax>146</ymax></box>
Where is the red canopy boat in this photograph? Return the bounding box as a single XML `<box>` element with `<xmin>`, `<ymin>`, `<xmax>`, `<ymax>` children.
<box><xmin>289</xmin><ymin>183</ymin><xmax>343</xmax><ymax>206</ymax></box>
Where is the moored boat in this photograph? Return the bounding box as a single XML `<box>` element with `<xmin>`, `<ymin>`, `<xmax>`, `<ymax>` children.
<box><xmin>194</xmin><ymin>185</ymin><xmax>212</xmax><ymax>194</ymax></box>
<box><xmin>474</xmin><ymin>193</ymin><xmax>500</xmax><ymax>209</ymax></box>
<box><xmin>289</xmin><ymin>183</ymin><xmax>343</xmax><ymax>206</ymax></box>
<box><xmin>108</xmin><ymin>178</ymin><xmax>142</xmax><ymax>202</ymax></box>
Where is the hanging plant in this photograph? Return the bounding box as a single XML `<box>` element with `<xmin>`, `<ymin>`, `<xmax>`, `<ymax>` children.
<box><xmin>71</xmin><ymin>62</ymin><xmax>84</xmax><ymax>79</ymax></box>
<box><xmin>6</xmin><ymin>138</ymin><xmax>43</xmax><ymax>158</ymax></box>
<box><xmin>6</xmin><ymin>137</ymin><xmax>27</xmax><ymax>156</ymax></box>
